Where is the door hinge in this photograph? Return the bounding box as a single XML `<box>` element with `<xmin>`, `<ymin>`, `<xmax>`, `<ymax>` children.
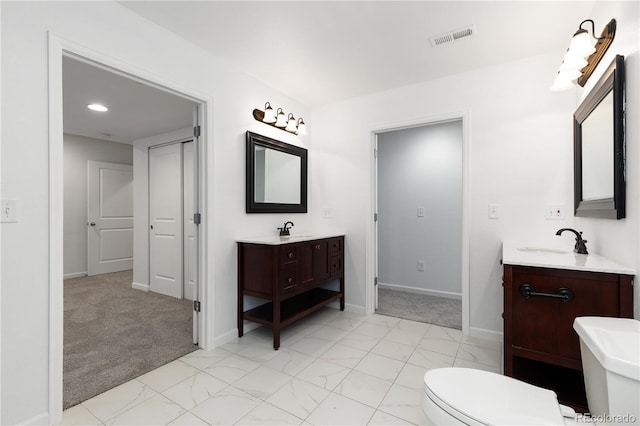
<box><xmin>193</xmin><ymin>300</ymin><xmax>201</xmax><ymax>312</ymax></box>
<box><xmin>374</xmin><ymin>277</ymin><xmax>378</xmax><ymax>286</ymax></box>
<box><xmin>193</xmin><ymin>125</ymin><xmax>201</xmax><ymax>138</ymax></box>
<box><xmin>374</xmin><ymin>213</ymin><xmax>378</xmax><ymax>222</ymax></box>
<box><xmin>194</xmin><ymin>212</ymin><xmax>201</xmax><ymax>225</ymax></box>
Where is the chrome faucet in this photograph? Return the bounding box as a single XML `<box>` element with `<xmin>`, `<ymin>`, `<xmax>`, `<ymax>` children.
<box><xmin>556</xmin><ymin>228</ymin><xmax>588</xmax><ymax>254</ymax></box>
<box><xmin>278</xmin><ymin>221</ymin><xmax>294</xmax><ymax>236</ymax></box>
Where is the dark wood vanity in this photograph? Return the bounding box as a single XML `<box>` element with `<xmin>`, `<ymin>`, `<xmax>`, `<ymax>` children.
<box><xmin>503</xmin><ymin>259</ymin><xmax>633</xmax><ymax>411</ymax></box>
<box><xmin>238</xmin><ymin>235</ymin><xmax>345</xmax><ymax>349</ymax></box>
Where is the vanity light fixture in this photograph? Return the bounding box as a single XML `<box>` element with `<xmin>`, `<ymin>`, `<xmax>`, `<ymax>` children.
<box><xmin>87</xmin><ymin>103</ymin><xmax>108</xmax><ymax>112</ymax></box>
<box><xmin>252</xmin><ymin>102</ymin><xmax>308</xmax><ymax>135</ymax></box>
<box><xmin>551</xmin><ymin>19</ymin><xmax>616</xmax><ymax>91</ymax></box>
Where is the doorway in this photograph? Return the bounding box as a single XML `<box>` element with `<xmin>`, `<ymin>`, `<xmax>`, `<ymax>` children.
<box><xmin>59</xmin><ymin>53</ymin><xmax>204</xmax><ymax>409</ymax></box>
<box><xmin>372</xmin><ymin>118</ymin><xmax>467</xmax><ymax>330</ymax></box>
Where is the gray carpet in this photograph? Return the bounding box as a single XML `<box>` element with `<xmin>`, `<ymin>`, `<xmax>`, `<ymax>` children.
<box><xmin>64</xmin><ymin>270</ymin><xmax>196</xmax><ymax>409</ymax></box>
<box><xmin>376</xmin><ymin>288</ymin><xmax>462</xmax><ymax>329</ymax></box>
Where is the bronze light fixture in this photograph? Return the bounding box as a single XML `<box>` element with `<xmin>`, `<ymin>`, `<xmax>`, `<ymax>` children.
<box><xmin>552</xmin><ymin>19</ymin><xmax>616</xmax><ymax>91</ymax></box>
<box><xmin>252</xmin><ymin>102</ymin><xmax>307</xmax><ymax>135</ymax></box>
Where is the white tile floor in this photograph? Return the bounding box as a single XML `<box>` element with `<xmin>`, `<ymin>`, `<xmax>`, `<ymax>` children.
<box><xmin>59</xmin><ymin>309</ymin><xmax>502</xmax><ymax>426</ymax></box>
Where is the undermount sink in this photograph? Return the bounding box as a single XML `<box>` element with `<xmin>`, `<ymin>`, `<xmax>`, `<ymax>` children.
<box><xmin>517</xmin><ymin>246</ymin><xmax>569</xmax><ymax>254</ymax></box>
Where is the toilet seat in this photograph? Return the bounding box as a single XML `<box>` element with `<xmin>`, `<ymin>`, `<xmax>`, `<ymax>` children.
<box><xmin>424</xmin><ymin>368</ymin><xmax>567</xmax><ymax>425</ymax></box>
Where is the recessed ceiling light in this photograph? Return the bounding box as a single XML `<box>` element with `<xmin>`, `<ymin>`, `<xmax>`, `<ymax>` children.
<box><xmin>87</xmin><ymin>103</ymin><xmax>108</xmax><ymax>112</ymax></box>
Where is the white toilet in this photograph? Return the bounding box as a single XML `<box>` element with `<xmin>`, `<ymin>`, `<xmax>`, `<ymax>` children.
<box><xmin>422</xmin><ymin>317</ymin><xmax>640</xmax><ymax>425</ymax></box>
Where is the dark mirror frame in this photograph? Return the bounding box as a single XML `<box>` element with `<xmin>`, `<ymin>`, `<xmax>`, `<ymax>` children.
<box><xmin>574</xmin><ymin>54</ymin><xmax>625</xmax><ymax>219</ymax></box>
<box><xmin>246</xmin><ymin>131</ymin><xmax>308</xmax><ymax>213</ymax></box>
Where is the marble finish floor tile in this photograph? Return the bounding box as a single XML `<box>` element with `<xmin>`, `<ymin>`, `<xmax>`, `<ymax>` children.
<box><xmin>333</xmin><ymin>370</ymin><xmax>393</xmax><ymax>408</ymax></box>
<box><xmin>237</xmin><ymin>401</ymin><xmax>303</xmax><ymax>425</ymax></box>
<box><xmin>104</xmin><ymin>394</ymin><xmax>185</xmax><ymax>425</ymax></box>
<box><xmin>305</xmin><ymin>393</ymin><xmax>375</xmax><ymax>426</ymax></box>
<box><xmin>266</xmin><ymin>378</ymin><xmax>330</xmax><ymax>420</ymax></box>
<box><xmin>190</xmin><ymin>386</ymin><xmax>261</xmax><ymax>425</ymax></box>
<box><xmin>64</xmin><ymin>309</ymin><xmax>508</xmax><ymax>426</ymax></box>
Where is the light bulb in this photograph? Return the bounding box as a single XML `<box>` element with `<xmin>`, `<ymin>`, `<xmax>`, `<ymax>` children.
<box><xmin>285</xmin><ymin>113</ymin><xmax>297</xmax><ymax>133</ymax></box>
<box><xmin>262</xmin><ymin>102</ymin><xmax>276</xmax><ymax>124</ymax></box>
<box><xmin>275</xmin><ymin>108</ymin><xmax>287</xmax><ymax>128</ymax></box>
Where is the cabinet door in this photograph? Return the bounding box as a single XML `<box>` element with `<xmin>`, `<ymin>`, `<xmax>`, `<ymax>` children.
<box><xmin>511</xmin><ymin>267</ymin><xmax>622</xmax><ymax>360</ymax></box>
<box><xmin>298</xmin><ymin>240</ymin><xmax>331</xmax><ymax>287</ymax></box>
<box><xmin>312</xmin><ymin>240</ymin><xmax>330</xmax><ymax>281</ymax></box>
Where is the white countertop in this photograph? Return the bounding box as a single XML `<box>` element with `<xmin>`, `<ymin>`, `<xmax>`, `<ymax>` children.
<box><xmin>237</xmin><ymin>233</ymin><xmax>344</xmax><ymax>245</ymax></box>
<box><xmin>502</xmin><ymin>240</ymin><xmax>635</xmax><ymax>275</ymax></box>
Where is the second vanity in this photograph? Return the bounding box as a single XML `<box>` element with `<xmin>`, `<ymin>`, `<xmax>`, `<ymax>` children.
<box><xmin>502</xmin><ymin>241</ymin><xmax>634</xmax><ymax>411</ymax></box>
<box><xmin>237</xmin><ymin>234</ymin><xmax>345</xmax><ymax>349</ymax></box>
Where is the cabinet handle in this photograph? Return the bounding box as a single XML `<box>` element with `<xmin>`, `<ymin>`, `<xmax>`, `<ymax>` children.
<box><xmin>288</xmin><ymin>277</ymin><xmax>293</xmax><ymax>284</ymax></box>
<box><xmin>288</xmin><ymin>252</ymin><xmax>294</xmax><ymax>259</ymax></box>
<box><xmin>315</xmin><ymin>244</ymin><xmax>321</xmax><ymax>249</ymax></box>
<box><xmin>519</xmin><ymin>284</ymin><xmax>574</xmax><ymax>303</ymax></box>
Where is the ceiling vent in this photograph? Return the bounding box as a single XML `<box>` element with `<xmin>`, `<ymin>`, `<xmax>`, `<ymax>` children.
<box><xmin>429</xmin><ymin>25</ymin><xmax>475</xmax><ymax>47</ymax></box>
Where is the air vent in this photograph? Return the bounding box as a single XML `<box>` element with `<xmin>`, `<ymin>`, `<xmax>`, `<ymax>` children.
<box><xmin>429</xmin><ymin>25</ymin><xmax>475</xmax><ymax>47</ymax></box>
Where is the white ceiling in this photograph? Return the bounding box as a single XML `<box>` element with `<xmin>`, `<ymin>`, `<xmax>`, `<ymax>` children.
<box><xmin>120</xmin><ymin>0</ymin><xmax>596</xmax><ymax>106</ymax></box>
<box><xmin>64</xmin><ymin>1</ymin><xmax>595</xmax><ymax>142</ymax></box>
<box><xmin>63</xmin><ymin>56</ymin><xmax>196</xmax><ymax>143</ymax></box>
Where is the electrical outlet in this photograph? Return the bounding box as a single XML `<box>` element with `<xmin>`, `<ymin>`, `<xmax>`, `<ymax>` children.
<box><xmin>488</xmin><ymin>204</ymin><xmax>500</xmax><ymax>219</ymax></box>
<box><xmin>417</xmin><ymin>261</ymin><xmax>425</xmax><ymax>272</ymax></box>
<box><xmin>417</xmin><ymin>207</ymin><xmax>425</xmax><ymax>217</ymax></box>
<box><xmin>323</xmin><ymin>207</ymin><xmax>333</xmax><ymax>218</ymax></box>
<box><xmin>1</xmin><ymin>199</ymin><xmax>18</xmax><ymax>223</ymax></box>
<box><xmin>545</xmin><ymin>204</ymin><xmax>565</xmax><ymax>220</ymax></box>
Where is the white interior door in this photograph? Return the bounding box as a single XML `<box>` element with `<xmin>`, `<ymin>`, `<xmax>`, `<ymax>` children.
<box><xmin>183</xmin><ymin>141</ymin><xmax>196</xmax><ymax>301</ymax></box>
<box><xmin>87</xmin><ymin>161</ymin><xmax>133</xmax><ymax>276</ymax></box>
<box><xmin>149</xmin><ymin>143</ymin><xmax>183</xmax><ymax>298</ymax></box>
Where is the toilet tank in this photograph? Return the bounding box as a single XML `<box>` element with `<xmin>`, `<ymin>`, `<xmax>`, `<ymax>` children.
<box><xmin>573</xmin><ymin>317</ymin><xmax>639</xmax><ymax>423</ymax></box>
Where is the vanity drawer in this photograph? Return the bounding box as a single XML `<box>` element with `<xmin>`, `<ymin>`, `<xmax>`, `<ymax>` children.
<box><xmin>279</xmin><ymin>262</ymin><xmax>298</xmax><ymax>293</ymax></box>
<box><xmin>280</xmin><ymin>246</ymin><xmax>297</xmax><ymax>265</ymax></box>
<box><xmin>330</xmin><ymin>255</ymin><xmax>343</xmax><ymax>277</ymax></box>
<box><xmin>329</xmin><ymin>238</ymin><xmax>343</xmax><ymax>256</ymax></box>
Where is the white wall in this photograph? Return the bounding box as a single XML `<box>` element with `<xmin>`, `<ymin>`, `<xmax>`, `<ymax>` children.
<box><xmin>576</xmin><ymin>1</ymin><xmax>640</xmax><ymax>317</ymax></box>
<box><xmin>63</xmin><ymin>134</ymin><xmax>133</xmax><ymax>277</ymax></box>
<box><xmin>310</xmin><ymin>0</ymin><xmax>639</xmax><ymax>338</ymax></box>
<box><xmin>377</xmin><ymin>121</ymin><xmax>462</xmax><ymax>298</ymax></box>
<box><xmin>311</xmin><ymin>51</ymin><xmax>578</xmax><ymax>336</ymax></box>
<box><xmin>0</xmin><ymin>2</ymin><xmax>311</xmax><ymax>424</ymax></box>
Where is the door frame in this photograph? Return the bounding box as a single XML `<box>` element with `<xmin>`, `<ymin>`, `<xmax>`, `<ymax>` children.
<box><xmin>366</xmin><ymin>112</ymin><xmax>470</xmax><ymax>335</ymax></box>
<box><xmin>48</xmin><ymin>33</ymin><xmax>214</xmax><ymax>423</ymax></box>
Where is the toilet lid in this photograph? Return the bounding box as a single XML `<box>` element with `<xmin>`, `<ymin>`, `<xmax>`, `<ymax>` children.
<box><xmin>424</xmin><ymin>368</ymin><xmax>566</xmax><ymax>425</ymax></box>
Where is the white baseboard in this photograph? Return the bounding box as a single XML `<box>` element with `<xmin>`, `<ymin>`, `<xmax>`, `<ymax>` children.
<box><xmin>468</xmin><ymin>326</ymin><xmax>503</xmax><ymax>342</ymax></box>
<box><xmin>19</xmin><ymin>411</ymin><xmax>49</xmax><ymax>425</ymax></box>
<box><xmin>378</xmin><ymin>282</ymin><xmax>462</xmax><ymax>300</ymax></box>
<box><xmin>63</xmin><ymin>271</ymin><xmax>87</xmax><ymax>279</ymax></box>
<box><xmin>344</xmin><ymin>303</ymin><xmax>365</xmax><ymax>314</ymax></box>
<box><xmin>131</xmin><ymin>281</ymin><xmax>149</xmax><ymax>292</ymax></box>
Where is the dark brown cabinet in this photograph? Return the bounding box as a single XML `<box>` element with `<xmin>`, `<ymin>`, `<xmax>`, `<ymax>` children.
<box><xmin>238</xmin><ymin>236</ymin><xmax>345</xmax><ymax>349</ymax></box>
<box><xmin>503</xmin><ymin>264</ymin><xmax>633</xmax><ymax>411</ymax></box>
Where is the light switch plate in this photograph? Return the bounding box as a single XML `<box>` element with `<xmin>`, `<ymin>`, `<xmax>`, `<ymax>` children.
<box><xmin>417</xmin><ymin>207</ymin><xmax>425</xmax><ymax>217</ymax></box>
<box><xmin>488</xmin><ymin>204</ymin><xmax>500</xmax><ymax>219</ymax></box>
<box><xmin>1</xmin><ymin>199</ymin><xmax>18</xmax><ymax>223</ymax></box>
<box><xmin>545</xmin><ymin>204</ymin><xmax>565</xmax><ymax>220</ymax></box>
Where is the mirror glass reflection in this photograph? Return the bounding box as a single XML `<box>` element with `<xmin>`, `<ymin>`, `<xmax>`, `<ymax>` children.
<box><xmin>254</xmin><ymin>146</ymin><xmax>301</xmax><ymax>204</ymax></box>
<box><xmin>581</xmin><ymin>91</ymin><xmax>613</xmax><ymax>201</ymax></box>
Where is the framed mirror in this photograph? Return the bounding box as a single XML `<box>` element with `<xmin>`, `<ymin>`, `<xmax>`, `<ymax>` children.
<box><xmin>574</xmin><ymin>54</ymin><xmax>625</xmax><ymax>219</ymax></box>
<box><xmin>246</xmin><ymin>131</ymin><xmax>307</xmax><ymax>213</ymax></box>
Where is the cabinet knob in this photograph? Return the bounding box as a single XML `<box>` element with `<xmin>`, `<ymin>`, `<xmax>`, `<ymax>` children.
<box><xmin>288</xmin><ymin>252</ymin><xmax>294</xmax><ymax>259</ymax></box>
<box><xmin>288</xmin><ymin>277</ymin><xmax>293</xmax><ymax>283</ymax></box>
<box><xmin>315</xmin><ymin>244</ymin><xmax>321</xmax><ymax>250</ymax></box>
